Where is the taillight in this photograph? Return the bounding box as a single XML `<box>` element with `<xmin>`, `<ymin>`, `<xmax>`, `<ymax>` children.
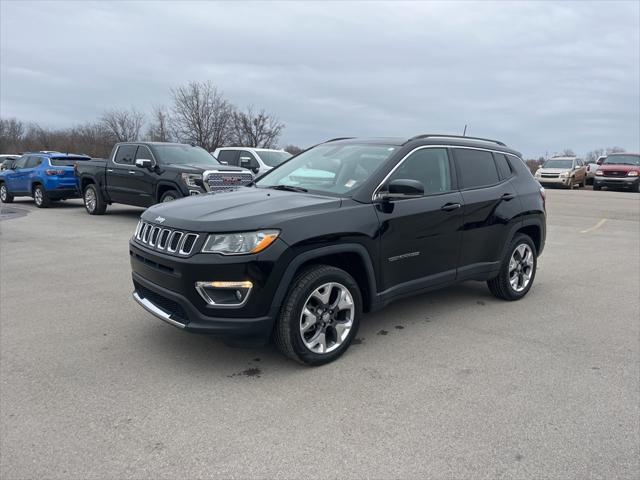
<box><xmin>45</xmin><ymin>169</ymin><xmax>65</xmax><ymax>176</ymax></box>
<box><xmin>539</xmin><ymin>186</ymin><xmax>546</xmax><ymax>211</ymax></box>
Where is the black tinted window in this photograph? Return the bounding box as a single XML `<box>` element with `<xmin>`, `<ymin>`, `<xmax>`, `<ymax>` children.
<box><xmin>13</xmin><ymin>157</ymin><xmax>28</xmax><ymax>169</ymax></box>
<box><xmin>135</xmin><ymin>146</ymin><xmax>153</xmax><ymax>161</ymax></box>
<box><xmin>494</xmin><ymin>153</ymin><xmax>512</xmax><ymax>180</ymax></box>
<box><xmin>455</xmin><ymin>149</ymin><xmax>499</xmax><ymax>189</ymax></box>
<box><xmin>388</xmin><ymin>148</ymin><xmax>452</xmax><ymax>195</ymax></box>
<box><xmin>218</xmin><ymin>150</ymin><xmax>240</xmax><ymax>166</ymax></box>
<box><xmin>238</xmin><ymin>151</ymin><xmax>258</xmax><ymax>168</ymax></box>
<box><xmin>114</xmin><ymin>145</ymin><xmax>136</xmax><ymax>165</ymax></box>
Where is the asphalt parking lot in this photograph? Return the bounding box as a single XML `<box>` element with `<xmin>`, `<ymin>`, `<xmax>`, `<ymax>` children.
<box><xmin>1</xmin><ymin>189</ymin><xmax>638</xmax><ymax>479</ymax></box>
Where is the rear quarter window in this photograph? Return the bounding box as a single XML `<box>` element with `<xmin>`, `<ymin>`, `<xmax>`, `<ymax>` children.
<box><xmin>493</xmin><ymin>153</ymin><xmax>513</xmax><ymax>180</ymax></box>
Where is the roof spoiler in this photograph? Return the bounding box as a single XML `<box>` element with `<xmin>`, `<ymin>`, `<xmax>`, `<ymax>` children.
<box><xmin>406</xmin><ymin>134</ymin><xmax>506</xmax><ymax>147</ymax></box>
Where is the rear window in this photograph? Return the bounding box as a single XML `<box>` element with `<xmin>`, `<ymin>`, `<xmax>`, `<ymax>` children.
<box><xmin>50</xmin><ymin>157</ymin><xmax>90</xmax><ymax>167</ymax></box>
<box><xmin>454</xmin><ymin>148</ymin><xmax>500</xmax><ymax>189</ymax></box>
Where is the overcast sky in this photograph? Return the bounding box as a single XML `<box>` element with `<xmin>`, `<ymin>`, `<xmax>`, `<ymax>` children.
<box><xmin>1</xmin><ymin>1</ymin><xmax>638</xmax><ymax>158</ymax></box>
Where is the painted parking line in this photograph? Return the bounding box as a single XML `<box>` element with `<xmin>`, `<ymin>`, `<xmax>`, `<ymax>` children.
<box><xmin>581</xmin><ymin>218</ymin><xmax>607</xmax><ymax>234</ymax></box>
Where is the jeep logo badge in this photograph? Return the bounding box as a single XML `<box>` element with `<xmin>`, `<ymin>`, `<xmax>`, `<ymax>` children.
<box><xmin>154</xmin><ymin>216</ymin><xmax>166</xmax><ymax>223</ymax></box>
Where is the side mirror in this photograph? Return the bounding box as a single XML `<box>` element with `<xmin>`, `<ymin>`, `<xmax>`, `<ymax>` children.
<box><xmin>377</xmin><ymin>179</ymin><xmax>424</xmax><ymax>201</ymax></box>
<box><xmin>219</xmin><ymin>160</ymin><xmax>228</xmax><ymax>165</ymax></box>
<box><xmin>135</xmin><ymin>158</ymin><xmax>153</xmax><ymax>169</ymax></box>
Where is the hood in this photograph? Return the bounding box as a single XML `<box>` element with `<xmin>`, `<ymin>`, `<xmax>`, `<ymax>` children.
<box><xmin>141</xmin><ymin>186</ymin><xmax>342</xmax><ymax>232</ymax></box>
<box><xmin>538</xmin><ymin>167</ymin><xmax>571</xmax><ymax>174</ymax></box>
<box><xmin>598</xmin><ymin>164</ymin><xmax>639</xmax><ymax>173</ymax></box>
<box><xmin>162</xmin><ymin>163</ymin><xmax>250</xmax><ymax>174</ymax></box>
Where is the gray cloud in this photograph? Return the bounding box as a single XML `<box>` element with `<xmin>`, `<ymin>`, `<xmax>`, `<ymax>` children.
<box><xmin>1</xmin><ymin>0</ymin><xmax>638</xmax><ymax>157</ymax></box>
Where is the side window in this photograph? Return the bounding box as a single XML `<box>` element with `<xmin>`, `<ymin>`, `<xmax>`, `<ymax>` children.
<box><xmin>454</xmin><ymin>149</ymin><xmax>500</xmax><ymax>189</ymax></box>
<box><xmin>13</xmin><ymin>156</ymin><xmax>28</xmax><ymax>169</ymax></box>
<box><xmin>387</xmin><ymin>148</ymin><xmax>452</xmax><ymax>195</ymax></box>
<box><xmin>217</xmin><ymin>150</ymin><xmax>240</xmax><ymax>166</ymax></box>
<box><xmin>26</xmin><ymin>156</ymin><xmax>42</xmax><ymax>168</ymax></box>
<box><xmin>494</xmin><ymin>153</ymin><xmax>513</xmax><ymax>180</ymax></box>
<box><xmin>114</xmin><ymin>145</ymin><xmax>136</xmax><ymax>165</ymax></box>
<box><xmin>135</xmin><ymin>146</ymin><xmax>153</xmax><ymax>161</ymax></box>
<box><xmin>238</xmin><ymin>151</ymin><xmax>259</xmax><ymax>169</ymax></box>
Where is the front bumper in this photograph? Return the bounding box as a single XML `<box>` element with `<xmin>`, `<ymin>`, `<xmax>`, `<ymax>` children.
<box><xmin>129</xmin><ymin>238</ymin><xmax>291</xmax><ymax>338</ymax></box>
<box><xmin>536</xmin><ymin>176</ymin><xmax>572</xmax><ymax>187</ymax></box>
<box><xmin>594</xmin><ymin>176</ymin><xmax>639</xmax><ymax>188</ymax></box>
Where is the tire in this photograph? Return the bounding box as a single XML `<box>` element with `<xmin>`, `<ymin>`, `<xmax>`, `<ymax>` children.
<box><xmin>33</xmin><ymin>185</ymin><xmax>50</xmax><ymax>208</ymax></box>
<box><xmin>0</xmin><ymin>183</ymin><xmax>14</xmax><ymax>203</ymax></box>
<box><xmin>580</xmin><ymin>177</ymin><xmax>586</xmax><ymax>188</ymax></box>
<box><xmin>487</xmin><ymin>234</ymin><xmax>537</xmax><ymax>301</ymax></box>
<box><xmin>160</xmin><ymin>190</ymin><xmax>181</xmax><ymax>203</ymax></box>
<box><xmin>83</xmin><ymin>183</ymin><xmax>107</xmax><ymax>215</ymax></box>
<box><xmin>274</xmin><ymin>265</ymin><xmax>362</xmax><ymax>366</ymax></box>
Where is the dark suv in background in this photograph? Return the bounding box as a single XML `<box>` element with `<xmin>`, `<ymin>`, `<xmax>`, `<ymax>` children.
<box><xmin>130</xmin><ymin>134</ymin><xmax>546</xmax><ymax>365</ymax></box>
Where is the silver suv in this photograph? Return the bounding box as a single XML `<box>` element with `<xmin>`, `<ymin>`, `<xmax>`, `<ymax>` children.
<box><xmin>534</xmin><ymin>156</ymin><xmax>587</xmax><ymax>189</ymax></box>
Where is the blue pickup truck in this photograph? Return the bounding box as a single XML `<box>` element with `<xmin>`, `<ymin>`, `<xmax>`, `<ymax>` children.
<box><xmin>0</xmin><ymin>152</ymin><xmax>91</xmax><ymax>207</ymax></box>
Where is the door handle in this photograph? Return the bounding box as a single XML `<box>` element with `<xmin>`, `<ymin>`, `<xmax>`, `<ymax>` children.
<box><xmin>128</xmin><ymin>170</ymin><xmax>136</xmax><ymax>174</ymax></box>
<box><xmin>107</xmin><ymin>169</ymin><xmax>114</xmax><ymax>172</ymax></box>
<box><xmin>501</xmin><ymin>193</ymin><xmax>515</xmax><ymax>201</ymax></box>
<box><xmin>441</xmin><ymin>202</ymin><xmax>462</xmax><ymax>211</ymax></box>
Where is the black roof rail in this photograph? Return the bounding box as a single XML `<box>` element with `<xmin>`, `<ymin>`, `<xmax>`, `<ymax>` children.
<box><xmin>323</xmin><ymin>137</ymin><xmax>355</xmax><ymax>143</ymax></box>
<box><xmin>407</xmin><ymin>134</ymin><xmax>506</xmax><ymax>147</ymax></box>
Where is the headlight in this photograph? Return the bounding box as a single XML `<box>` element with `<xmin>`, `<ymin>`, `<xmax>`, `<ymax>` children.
<box><xmin>535</xmin><ymin>169</ymin><xmax>541</xmax><ymax>177</ymax></box>
<box><xmin>202</xmin><ymin>230</ymin><xmax>279</xmax><ymax>255</ymax></box>
<box><xmin>181</xmin><ymin>173</ymin><xmax>203</xmax><ymax>188</ymax></box>
<box><xmin>559</xmin><ymin>172</ymin><xmax>569</xmax><ymax>178</ymax></box>
<box><xmin>595</xmin><ymin>170</ymin><xmax>604</xmax><ymax>176</ymax></box>
<box><xmin>627</xmin><ymin>171</ymin><xmax>639</xmax><ymax>177</ymax></box>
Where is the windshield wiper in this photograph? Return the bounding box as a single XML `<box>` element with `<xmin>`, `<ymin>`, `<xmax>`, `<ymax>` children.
<box><xmin>267</xmin><ymin>185</ymin><xmax>308</xmax><ymax>193</ymax></box>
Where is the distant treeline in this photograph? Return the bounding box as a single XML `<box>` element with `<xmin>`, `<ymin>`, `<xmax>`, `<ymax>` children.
<box><xmin>0</xmin><ymin>81</ymin><xmax>303</xmax><ymax>158</ymax></box>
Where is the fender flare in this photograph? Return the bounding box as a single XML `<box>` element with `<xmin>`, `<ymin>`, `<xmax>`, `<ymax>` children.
<box><xmin>268</xmin><ymin>243</ymin><xmax>379</xmax><ymax>316</ymax></box>
<box><xmin>500</xmin><ymin>216</ymin><xmax>545</xmax><ymax>260</ymax></box>
<box><xmin>155</xmin><ymin>181</ymin><xmax>183</xmax><ymax>201</ymax></box>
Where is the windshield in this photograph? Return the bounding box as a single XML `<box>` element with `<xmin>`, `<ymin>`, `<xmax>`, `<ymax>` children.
<box><xmin>256</xmin><ymin>143</ymin><xmax>397</xmax><ymax>195</ymax></box>
<box><xmin>543</xmin><ymin>159</ymin><xmax>573</xmax><ymax>169</ymax></box>
<box><xmin>603</xmin><ymin>154</ymin><xmax>640</xmax><ymax>166</ymax></box>
<box><xmin>257</xmin><ymin>150</ymin><xmax>292</xmax><ymax>167</ymax></box>
<box><xmin>152</xmin><ymin>144</ymin><xmax>220</xmax><ymax>166</ymax></box>
<box><xmin>50</xmin><ymin>157</ymin><xmax>90</xmax><ymax>166</ymax></box>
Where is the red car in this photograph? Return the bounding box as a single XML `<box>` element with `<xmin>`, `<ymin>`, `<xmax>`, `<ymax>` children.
<box><xmin>594</xmin><ymin>153</ymin><xmax>640</xmax><ymax>192</ymax></box>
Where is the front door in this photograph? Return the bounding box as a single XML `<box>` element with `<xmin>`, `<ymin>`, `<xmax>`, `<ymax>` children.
<box><xmin>106</xmin><ymin>144</ymin><xmax>141</xmax><ymax>205</ymax></box>
<box><xmin>376</xmin><ymin>147</ymin><xmax>463</xmax><ymax>293</ymax></box>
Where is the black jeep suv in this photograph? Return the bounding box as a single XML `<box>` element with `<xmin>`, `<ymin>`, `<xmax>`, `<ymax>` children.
<box><xmin>130</xmin><ymin>135</ymin><xmax>546</xmax><ymax>365</ymax></box>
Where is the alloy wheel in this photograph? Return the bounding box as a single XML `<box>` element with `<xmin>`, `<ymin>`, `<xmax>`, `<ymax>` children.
<box><xmin>34</xmin><ymin>188</ymin><xmax>43</xmax><ymax>206</ymax></box>
<box><xmin>299</xmin><ymin>282</ymin><xmax>355</xmax><ymax>354</ymax></box>
<box><xmin>85</xmin><ymin>188</ymin><xmax>96</xmax><ymax>212</ymax></box>
<box><xmin>162</xmin><ymin>195</ymin><xmax>175</xmax><ymax>202</ymax></box>
<box><xmin>509</xmin><ymin>244</ymin><xmax>534</xmax><ymax>292</ymax></box>
<box><xmin>0</xmin><ymin>185</ymin><xmax>6</xmax><ymax>202</ymax></box>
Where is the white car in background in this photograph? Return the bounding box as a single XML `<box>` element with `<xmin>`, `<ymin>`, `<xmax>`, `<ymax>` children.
<box><xmin>212</xmin><ymin>147</ymin><xmax>292</xmax><ymax>176</ymax></box>
<box><xmin>585</xmin><ymin>155</ymin><xmax>606</xmax><ymax>185</ymax></box>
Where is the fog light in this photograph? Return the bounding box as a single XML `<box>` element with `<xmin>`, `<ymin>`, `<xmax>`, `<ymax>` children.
<box><xmin>195</xmin><ymin>281</ymin><xmax>253</xmax><ymax>306</ymax></box>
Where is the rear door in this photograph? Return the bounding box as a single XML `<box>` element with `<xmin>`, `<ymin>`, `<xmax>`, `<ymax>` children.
<box><xmin>217</xmin><ymin>150</ymin><xmax>240</xmax><ymax>166</ymax></box>
<box><xmin>376</xmin><ymin>147</ymin><xmax>463</xmax><ymax>292</ymax></box>
<box><xmin>453</xmin><ymin>148</ymin><xmax>522</xmax><ymax>279</ymax></box>
<box><xmin>106</xmin><ymin>144</ymin><xmax>140</xmax><ymax>205</ymax></box>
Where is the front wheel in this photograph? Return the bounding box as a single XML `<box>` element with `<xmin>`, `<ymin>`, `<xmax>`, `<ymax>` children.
<box><xmin>0</xmin><ymin>184</ymin><xmax>14</xmax><ymax>203</ymax></box>
<box><xmin>83</xmin><ymin>184</ymin><xmax>107</xmax><ymax>215</ymax></box>
<box><xmin>160</xmin><ymin>190</ymin><xmax>181</xmax><ymax>203</ymax></box>
<box><xmin>488</xmin><ymin>234</ymin><xmax>537</xmax><ymax>301</ymax></box>
<box><xmin>33</xmin><ymin>185</ymin><xmax>50</xmax><ymax>208</ymax></box>
<box><xmin>274</xmin><ymin>265</ymin><xmax>362</xmax><ymax>366</ymax></box>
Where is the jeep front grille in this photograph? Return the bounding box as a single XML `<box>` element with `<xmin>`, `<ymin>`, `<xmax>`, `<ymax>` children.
<box><xmin>134</xmin><ymin>221</ymin><xmax>200</xmax><ymax>256</ymax></box>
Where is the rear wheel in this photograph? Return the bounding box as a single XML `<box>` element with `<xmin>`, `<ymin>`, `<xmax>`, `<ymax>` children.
<box><xmin>160</xmin><ymin>190</ymin><xmax>181</xmax><ymax>203</ymax></box>
<box><xmin>83</xmin><ymin>184</ymin><xmax>107</xmax><ymax>215</ymax></box>
<box><xmin>488</xmin><ymin>234</ymin><xmax>537</xmax><ymax>301</ymax></box>
<box><xmin>33</xmin><ymin>185</ymin><xmax>50</xmax><ymax>208</ymax></box>
<box><xmin>0</xmin><ymin>184</ymin><xmax>14</xmax><ymax>203</ymax></box>
<box><xmin>274</xmin><ymin>265</ymin><xmax>361</xmax><ymax>366</ymax></box>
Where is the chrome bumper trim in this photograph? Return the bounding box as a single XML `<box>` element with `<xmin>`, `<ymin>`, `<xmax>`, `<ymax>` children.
<box><xmin>132</xmin><ymin>292</ymin><xmax>186</xmax><ymax>329</ymax></box>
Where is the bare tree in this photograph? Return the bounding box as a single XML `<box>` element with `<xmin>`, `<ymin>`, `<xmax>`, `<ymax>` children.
<box><xmin>0</xmin><ymin>118</ymin><xmax>25</xmax><ymax>152</ymax></box>
<box><xmin>146</xmin><ymin>105</ymin><xmax>171</xmax><ymax>142</ymax></box>
<box><xmin>100</xmin><ymin>108</ymin><xmax>144</xmax><ymax>142</ymax></box>
<box><xmin>170</xmin><ymin>81</ymin><xmax>234</xmax><ymax>151</ymax></box>
<box><xmin>231</xmin><ymin>106</ymin><xmax>284</xmax><ymax>148</ymax></box>
<box><xmin>606</xmin><ymin>146</ymin><xmax>625</xmax><ymax>154</ymax></box>
<box><xmin>283</xmin><ymin>144</ymin><xmax>304</xmax><ymax>155</ymax></box>
<box><xmin>561</xmin><ymin>148</ymin><xmax>576</xmax><ymax>157</ymax></box>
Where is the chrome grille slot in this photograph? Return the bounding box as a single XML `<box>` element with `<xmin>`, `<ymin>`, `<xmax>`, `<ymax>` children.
<box><xmin>180</xmin><ymin>233</ymin><xmax>199</xmax><ymax>255</ymax></box>
<box><xmin>204</xmin><ymin>170</ymin><xmax>253</xmax><ymax>192</ymax></box>
<box><xmin>167</xmin><ymin>232</ymin><xmax>183</xmax><ymax>253</ymax></box>
<box><xmin>149</xmin><ymin>226</ymin><xmax>161</xmax><ymax>246</ymax></box>
<box><xmin>143</xmin><ymin>224</ymin><xmax>152</xmax><ymax>243</ymax></box>
<box><xmin>157</xmin><ymin>229</ymin><xmax>171</xmax><ymax>250</ymax></box>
